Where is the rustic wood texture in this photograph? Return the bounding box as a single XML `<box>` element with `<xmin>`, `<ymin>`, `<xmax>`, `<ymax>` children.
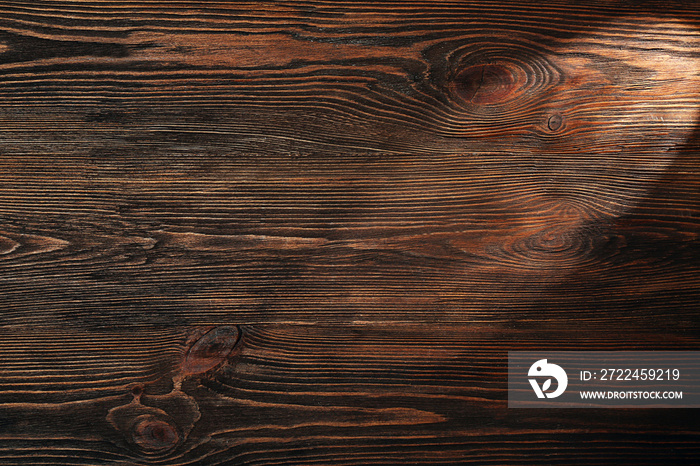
<box><xmin>2</xmin><ymin>324</ymin><xmax>700</xmax><ymax>465</ymax></box>
<box><xmin>0</xmin><ymin>0</ymin><xmax>699</xmax><ymax>464</ymax></box>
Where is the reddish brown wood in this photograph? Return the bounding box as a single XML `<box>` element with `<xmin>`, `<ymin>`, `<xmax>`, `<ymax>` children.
<box><xmin>0</xmin><ymin>0</ymin><xmax>698</xmax><ymax>464</ymax></box>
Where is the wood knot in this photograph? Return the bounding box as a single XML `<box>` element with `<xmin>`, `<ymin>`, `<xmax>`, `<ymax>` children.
<box><xmin>132</xmin><ymin>415</ymin><xmax>179</xmax><ymax>454</ymax></box>
<box><xmin>107</xmin><ymin>385</ymin><xmax>200</xmax><ymax>457</ymax></box>
<box><xmin>453</xmin><ymin>64</ymin><xmax>516</xmax><ymax>105</ymax></box>
<box><xmin>130</xmin><ymin>384</ymin><xmax>144</xmax><ymax>399</ymax></box>
<box><xmin>548</xmin><ymin>113</ymin><xmax>564</xmax><ymax>132</ymax></box>
<box><xmin>182</xmin><ymin>326</ymin><xmax>240</xmax><ymax>375</ymax></box>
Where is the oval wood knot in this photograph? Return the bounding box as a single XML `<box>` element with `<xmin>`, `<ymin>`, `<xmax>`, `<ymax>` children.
<box><xmin>182</xmin><ymin>326</ymin><xmax>240</xmax><ymax>375</ymax></box>
<box><xmin>548</xmin><ymin>114</ymin><xmax>564</xmax><ymax>132</ymax></box>
<box><xmin>453</xmin><ymin>64</ymin><xmax>516</xmax><ymax>105</ymax></box>
<box><xmin>131</xmin><ymin>415</ymin><xmax>180</xmax><ymax>454</ymax></box>
<box><xmin>508</xmin><ymin>222</ymin><xmax>598</xmax><ymax>268</ymax></box>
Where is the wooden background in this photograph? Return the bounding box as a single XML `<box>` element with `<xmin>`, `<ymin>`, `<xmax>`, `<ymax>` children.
<box><xmin>0</xmin><ymin>0</ymin><xmax>699</xmax><ymax>464</ymax></box>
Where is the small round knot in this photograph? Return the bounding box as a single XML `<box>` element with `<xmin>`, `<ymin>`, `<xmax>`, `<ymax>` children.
<box><xmin>131</xmin><ymin>384</ymin><xmax>144</xmax><ymax>397</ymax></box>
<box><xmin>132</xmin><ymin>415</ymin><xmax>179</xmax><ymax>454</ymax></box>
<box><xmin>548</xmin><ymin>113</ymin><xmax>564</xmax><ymax>132</ymax></box>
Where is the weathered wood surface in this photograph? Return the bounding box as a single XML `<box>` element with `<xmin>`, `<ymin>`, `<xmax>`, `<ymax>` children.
<box><xmin>2</xmin><ymin>325</ymin><xmax>700</xmax><ymax>465</ymax></box>
<box><xmin>0</xmin><ymin>0</ymin><xmax>699</xmax><ymax>464</ymax></box>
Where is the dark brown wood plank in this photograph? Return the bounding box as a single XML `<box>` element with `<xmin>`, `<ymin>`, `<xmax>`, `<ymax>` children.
<box><xmin>0</xmin><ymin>0</ymin><xmax>698</xmax><ymax>326</ymax></box>
<box><xmin>0</xmin><ymin>0</ymin><xmax>699</xmax><ymax>464</ymax></box>
<box><xmin>1</xmin><ymin>324</ymin><xmax>699</xmax><ymax>465</ymax></box>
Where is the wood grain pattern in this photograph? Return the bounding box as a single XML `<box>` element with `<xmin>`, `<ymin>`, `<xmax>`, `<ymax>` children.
<box><xmin>0</xmin><ymin>0</ymin><xmax>699</xmax><ymax>464</ymax></box>
<box><xmin>0</xmin><ymin>1</ymin><xmax>698</xmax><ymax>326</ymax></box>
<box><xmin>2</xmin><ymin>324</ymin><xmax>700</xmax><ymax>465</ymax></box>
